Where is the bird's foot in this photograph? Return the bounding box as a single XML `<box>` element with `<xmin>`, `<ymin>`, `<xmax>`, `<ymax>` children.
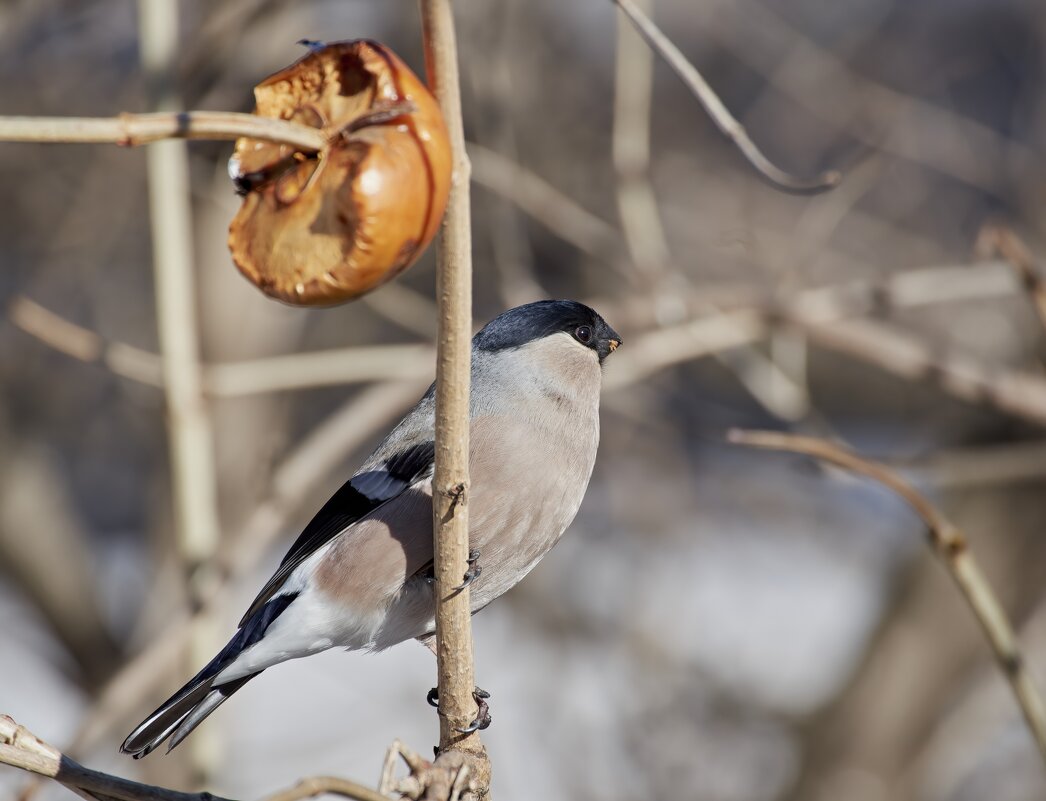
<box><xmin>457</xmin><ymin>688</ymin><xmax>492</xmax><ymax>734</ymax></box>
<box><xmin>452</xmin><ymin>549</ymin><xmax>482</xmax><ymax>592</ymax></box>
<box><xmin>452</xmin><ymin>566</ymin><xmax>481</xmax><ymax>591</ymax></box>
<box><xmin>426</xmin><ymin>686</ymin><xmax>493</xmax><ymax>733</ymax></box>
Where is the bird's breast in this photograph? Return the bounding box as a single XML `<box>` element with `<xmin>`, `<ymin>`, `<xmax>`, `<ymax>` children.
<box><xmin>464</xmin><ymin>392</ymin><xmax>600</xmax><ymax>608</ymax></box>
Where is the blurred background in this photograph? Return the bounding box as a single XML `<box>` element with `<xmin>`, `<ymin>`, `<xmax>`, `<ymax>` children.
<box><xmin>2</xmin><ymin>0</ymin><xmax>1046</xmax><ymax>799</ymax></box>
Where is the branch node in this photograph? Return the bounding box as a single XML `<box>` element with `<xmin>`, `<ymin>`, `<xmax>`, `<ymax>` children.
<box><xmin>444</xmin><ymin>481</ymin><xmax>467</xmax><ymax>511</ymax></box>
<box><xmin>116</xmin><ymin>112</ymin><xmax>136</xmax><ymax>147</ymax></box>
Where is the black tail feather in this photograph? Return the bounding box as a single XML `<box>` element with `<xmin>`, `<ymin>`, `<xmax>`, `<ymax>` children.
<box><xmin>121</xmin><ymin>593</ymin><xmax>298</xmax><ymax>758</ymax></box>
<box><xmin>165</xmin><ymin>675</ymin><xmax>258</xmax><ymax>754</ymax></box>
<box><xmin>120</xmin><ymin>668</ymin><xmax>260</xmax><ymax>758</ymax></box>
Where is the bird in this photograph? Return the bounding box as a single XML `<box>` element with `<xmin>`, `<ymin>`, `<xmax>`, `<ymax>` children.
<box><xmin>121</xmin><ymin>299</ymin><xmax>621</xmax><ymax>758</ymax></box>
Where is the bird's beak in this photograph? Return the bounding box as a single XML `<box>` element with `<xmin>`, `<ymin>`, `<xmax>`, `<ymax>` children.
<box><xmin>608</xmin><ymin>338</ymin><xmax>620</xmax><ymax>352</ymax></box>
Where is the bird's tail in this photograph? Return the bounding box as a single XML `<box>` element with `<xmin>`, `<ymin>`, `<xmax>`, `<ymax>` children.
<box><xmin>119</xmin><ymin>655</ymin><xmax>260</xmax><ymax>759</ymax></box>
<box><xmin>121</xmin><ymin>592</ymin><xmax>298</xmax><ymax>758</ymax></box>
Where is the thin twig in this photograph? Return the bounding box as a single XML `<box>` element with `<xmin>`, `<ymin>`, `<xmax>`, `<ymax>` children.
<box><xmin>1</xmin><ymin>715</ymin><xmax>235</xmax><ymax>801</ymax></box>
<box><xmin>419</xmin><ymin>0</ymin><xmax>485</xmax><ymax>765</ymax></box>
<box><xmin>467</xmin><ymin>143</ymin><xmax>624</xmax><ymax>261</ymax></box>
<box><xmin>610</xmin><ymin>0</ymin><xmax>840</xmax><ymax>194</ymax></box>
<box><xmin>603</xmin><ymin>308</ymin><xmax>766</xmax><ymax>390</ymax></box>
<box><xmin>0</xmin><ymin>716</ymin><xmax>389</xmax><ymax>801</ymax></box>
<box><xmin>16</xmin><ymin>258</ymin><xmax>1046</xmax><ymax>426</ymax></box>
<box><xmin>9</xmin><ymin>296</ymin><xmax>435</xmax><ymax>397</ymax></box>
<box><xmin>899</xmin><ymin>439</ymin><xmax>1046</xmax><ymax>489</ymax></box>
<box><xmin>259</xmin><ymin>776</ymin><xmax>391</xmax><ymax>801</ymax></box>
<box><xmin>204</xmin><ymin>346</ymin><xmax>435</xmax><ymax>397</ymax></box>
<box><xmin>726</xmin><ymin>429</ymin><xmax>1046</xmax><ymax>764</ymax></box>
<box><xmin>0</xmin><ymin>112</ymin><xmax>325</xmax><ymax>150</ymax></box>
<box><xmin>8</xmin><ymin>297</ymin><xmax>164</xmax><ymax>387</ymax></box>
<box><xmin>975</xmin><ymin>223</ymin><xmax>1046</xmax><ymax>333</ymax></box>
<box><xmin>704</xmin><ymin>0</ymin><xmax>1041</xmax><ymax>195</ymax></box>
<box><xmin>611</xmin><ymin>0</ymin><xmax>811</xmax><ymax>421</ymax></box>
<box><xmin>784</xmin><ymin>313</ymin><xmax>1046</xmax><ymax>428</ymax></box>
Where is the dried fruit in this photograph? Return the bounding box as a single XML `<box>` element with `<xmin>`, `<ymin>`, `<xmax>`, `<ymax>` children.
<box><xmin>228</xmin><ymin>40</ymin><xmax>452</xmax><ymax>306</ymax></box>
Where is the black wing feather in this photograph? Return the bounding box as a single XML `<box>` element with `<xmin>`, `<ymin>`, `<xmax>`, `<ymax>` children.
<box><xmin>239</xmin><ymin>440</ymin><xmax>435</xmax><ymax>625</ymax></box>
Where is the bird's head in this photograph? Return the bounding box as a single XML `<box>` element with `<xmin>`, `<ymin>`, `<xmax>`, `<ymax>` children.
<box><xmin>473</xmin><ymin>300</ymin><xmax>621</xmax><ymax>363</ymax></box>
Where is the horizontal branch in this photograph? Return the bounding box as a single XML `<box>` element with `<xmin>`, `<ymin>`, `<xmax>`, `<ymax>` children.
<box><xmin>0</xmin><ymin>715</ymin><xmax>390</xmax><ymax>801</ymax></box>
<box><xmin>0</xmin><ymin>112</ymin><xmax>325</xmax><ymax>151</ymax></box>
<box><xmin>10</xmin><ymin>296</ymin><xmax>435</xmax><ymax>398</ymax></box>
<box><xmin>785</xmin><ymin>313</ymin><xmax>1046</xmax><ymax>427</ymax></box>
<box><xmin>0</xmin><ymin>715</ymin><xmax>234</xmax><ymax>801</ymax></box>
<box><xmin>14</xmin><ymin>260</ymin><xmax>1046</xmax><ymax>427</ymax></box>
<box><xmin>10</xmin><ymin>297</ymin><xmax>164</xmax><ymax>387</ymax></box>
<box><xmin>259</xmin><ymin>776</ymin><xmax>391</xmax><ymax>801</ymax></box>
<box><xmin>726</xmin><ymin>430</ymin><xmax>1046</xmax><ymax>764</ymax></box>
<box><xmin>205</xmin><ymin>345</ymin><xmax>434</xmax><ymax>397</ymax></box>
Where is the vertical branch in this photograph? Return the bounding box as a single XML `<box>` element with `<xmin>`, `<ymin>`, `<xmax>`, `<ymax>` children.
<box><xmin>137</xmin><ymin>0</ymin><xmax>222</xmax><ymax>782</ymax></box>
<box><xmin>612</xmin><ymin>0</ymin><xmax>670</xmax><ymax>282</ymax></box>
<box><xmin>419</xmin><ymin>0</ymin><xmax>484</xmax><ymax>759</ymax></box>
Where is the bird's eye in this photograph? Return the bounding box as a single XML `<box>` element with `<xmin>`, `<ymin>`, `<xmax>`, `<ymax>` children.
<box><xmin>575</xmin><ymin>325</ymin><xmax>593</xmax><ymax>344</ymax></box>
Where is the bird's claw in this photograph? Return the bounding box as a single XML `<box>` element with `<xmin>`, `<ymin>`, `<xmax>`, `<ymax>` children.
<box><xmin>450</xmin><ymin>549</ymin><xmax>482</xmax><ymax>592</ymax></box>
<box><xmin>427</xmin><ymin>686</ymin><xmax>492</xmax><ymax>733</ymax></box>
<box><xmin>455</xmin><ymin>688</ymin><xmax>492</xmax><ymax>734</ymax></box>
<box><xmin>452</xmin><ymin>565</ymin><xmax>481</xmax><ymax>592</ymax></box>
<box><xmin>423</xmin><ymin>550</ymin><xmax>482</xmax><ymax>590</ymax></box>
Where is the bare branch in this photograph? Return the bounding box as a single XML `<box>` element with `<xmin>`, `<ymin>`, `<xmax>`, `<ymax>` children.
<box><xmin>0</xmin><ymin>112</ymin><xmax>325</xmax><ymax>151</ymax></box>
<box><xmin>604</xmin><ymin>309</ymin><xmax>767</xmax><ymax>390</ymax></box>
<box><xmin>704</xmin><ymin>0</ymin><xmax>1041</xmax><ymax>195</ymax></box>
<box><xmin>8</xmin><ymin>297</ymin><xmax>163</xmax><ymax>387</ymax></box>
<box><xmin>610</xmin><ymin>2</ymin><xmax>813</xmax><ymax>422</ymax></box>
<box><xmin>726</xmin><ymin>429</ymin><xmax>1046</xmax><ymax>764</ymax></box>
<box><xmin>17</xmin><ymin>257</ymin><xmax>1046</xmax><ymax>430</ymax></box>
<box><xmin>419</xmin><ymin>0</ymin><xmax>485</xmax><ymax>763</ymax></box>
<box><xmin>609</xmin><ymin>0</ymin><xmax>840</xmax><ymax>194</ymax></box>
<box><xmin>785</xmin><ymin>313</ymin><xmax>1046</xmax><ymax>428</ymax></box>
<box><xmin>1</xmin><ymin>714</ymin><xmax>232</xmax><ymax>801</ymax></box>
<box><xmin>409</xmin><ymin>4</ymin><xmax>497</xmax><ymax>799</ymax></box>
<box><xmin>900</xmin><ymin>439</ymin><xmax>1046</xmax><ymax>489</ymax></box>
<box><xmin>975</xmin><ymin>223</ymin><xmax>1046</xmax><ymax>334</ymax></box>
<box><xmin>204</xmin><ymin>346</ymin><xmax>435</xmax><ymax>398</ymax></box>
<box><xmin>9</xmin><ymin>295</ymin><xmax>435</xmax><ymax>397</ymax></box>
<box><xmin>259</xmin><ymin>777</ymin><xmax>391</xmax><ymax>801</ymax></box>
<box><xmin>0</xmin><ymin>716</ymin><xmax>389</xmax><ymax>801</ymax></box>
<box><xmin>467</xmin><ymin>143</ymin><xmax>623</xmax><ymax>261</ymax></box>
